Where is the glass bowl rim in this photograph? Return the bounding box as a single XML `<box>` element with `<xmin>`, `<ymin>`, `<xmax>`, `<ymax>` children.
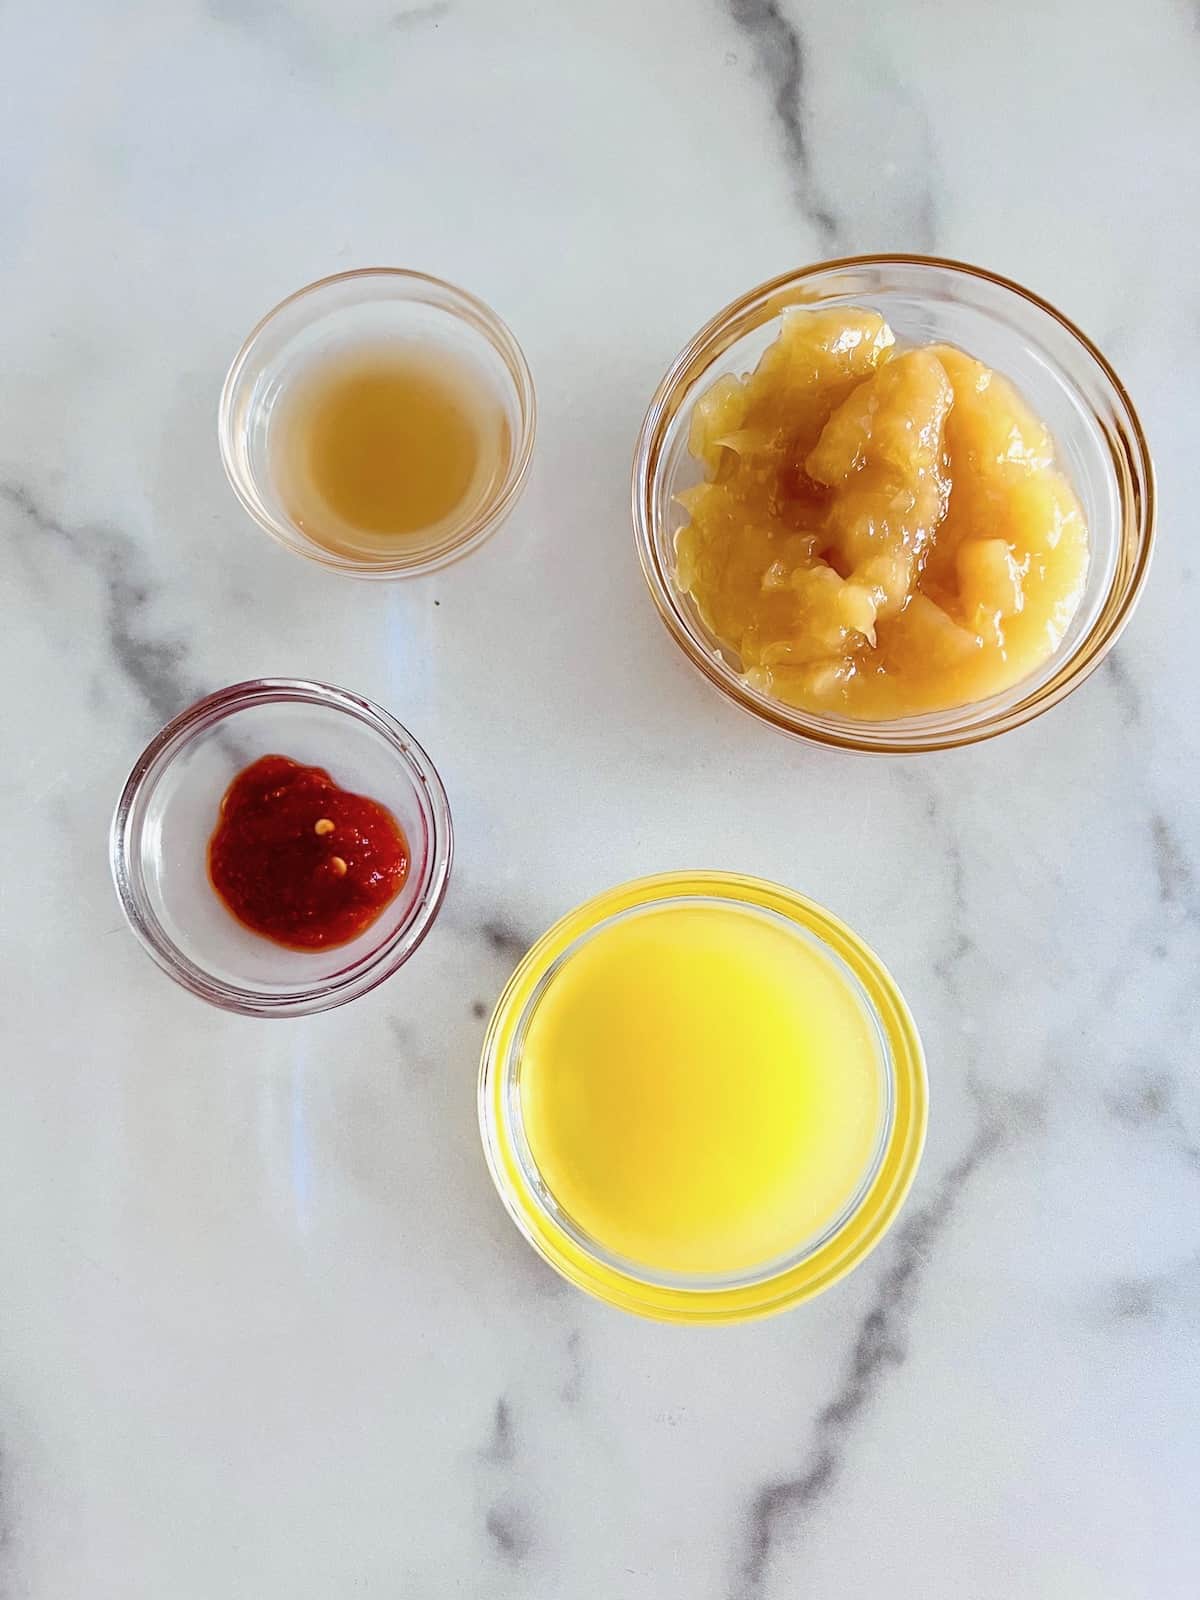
<box><xmin>218</xmin><ymin>266</ymin><xmax>537</xmax><ymax>580</ymax></box>
<box><xmin>478</xmin><ymin>870</ymin><xmax>927</xmax><ymax>1323</ymax></box>
<box><xmin>631</xmin><ymin>252</ymin><xmax>1157</xmax><ymax>754</ymax></box>
<box><xmin>109</xmin><ymin>676</ymin><xmax>453</xmax><ymax>1016</ymax></box>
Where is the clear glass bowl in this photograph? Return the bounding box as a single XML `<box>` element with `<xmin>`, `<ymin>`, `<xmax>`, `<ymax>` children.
<box><xmin>110</xmin><ymin>679</ymin><xmax>453</xmax><ymax>1016</ymax></box>
<box><xmin>632</xmin><ymin>255</ymin><xmax>1156</xmax><ymax>753</ymax></box>
<box><xmin>219</xmin><ymin>268</ymin><xmax>536</xmax><ymax>578</ymax></box>
<box><xmin>478</xmin><ymin>872</ymin><xmax>927</xmax><ymax>1323</ymax></box>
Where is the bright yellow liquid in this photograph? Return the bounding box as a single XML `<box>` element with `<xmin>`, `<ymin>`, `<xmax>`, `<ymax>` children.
<box><xmin>519</xmin><ymin>901</ymin><xmax>885</xmax><ymax>1277</ymax></box>
<box><xmin>273</xmin><ymin>342</ymin><xmax>510</xmax><ymax>559</ymax></box>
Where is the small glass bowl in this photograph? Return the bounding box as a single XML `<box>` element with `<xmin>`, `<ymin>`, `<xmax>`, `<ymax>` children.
<box><xmin>633</xmin><ymin>255</ymin><xmax>1156</xmax><ymax>753</ymax></box>
<box><xmin>110</xmin><ymin>679</ymin><xmax>452</xmax><ymax>1016</ymax></box>
<box><xmin>478</xmin><ymin>872</ymin><xmax>927</xmax><ymax>1324</ymax></box>
<box><xmin>219</xmin><ymin>268</ymin><xmax>536</xmax><ymax>578</ymax></box>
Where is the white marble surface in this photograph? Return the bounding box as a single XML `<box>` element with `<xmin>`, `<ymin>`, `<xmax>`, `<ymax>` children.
<box><xmin>1</xmin><ymin>1</ymin><xmax>1197</xmax><ymax>1595</ymax></box>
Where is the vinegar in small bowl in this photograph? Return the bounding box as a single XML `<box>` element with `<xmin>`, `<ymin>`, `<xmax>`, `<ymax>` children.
<box><xmin>272</xmin><ymin>341</ymin><xmax>511</xmax><ymax>560</ymax></box>
<box><xmin>219</xmin><ymin>268</ymin><xmax>536</xmax><ymax>578</ymax></box>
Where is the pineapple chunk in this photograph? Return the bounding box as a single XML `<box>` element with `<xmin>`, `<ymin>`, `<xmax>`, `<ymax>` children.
<box><xmin>957</xmin><ymin>538</ymin><xmax>1025</xmax><ymax>618</ymax></box>
<box><xmin>688</xmin><ymin>373</ymin><xmax>748</xmax><ymax>475</ymax></box>
<box><xmin>771</xmin><ymin>307</ymin><xmax>895</xmax><ymax>390</ymax></box>
<box><xmin>887</xmin><ymin>594</ymin><xmax>982</xmax><ymax>669</ymax></box>
<box><xmin>809</xmin><ymin>350</ymin><xmax>952</xmax><ymax>603</ymax></box>
<box><xmin>806</xmin><ymin>349</ymin><xmax>952</xmax><ymax>487</ymax></box>
<box><xmin>936</xmin><ymin>345</ymin><xmax>1054</xmax><ymax>472</ymax></box>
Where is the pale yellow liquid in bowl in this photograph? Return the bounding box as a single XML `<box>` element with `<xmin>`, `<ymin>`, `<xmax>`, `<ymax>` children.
<box><xmin>518</xmin><ymin>901</ymin><xmax>885</xmax><ymax>1279</ymax></box>
<box><xmin>272</xmin><ymin>342</ymin><xmax>511</xmax><ymax>560</ymax></box>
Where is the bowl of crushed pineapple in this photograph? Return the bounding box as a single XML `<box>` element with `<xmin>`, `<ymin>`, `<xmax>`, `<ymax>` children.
<box><xmin>633</xmin><ymin>257</ymin><xmax>1154</xmax><ymax>752</ymax></box>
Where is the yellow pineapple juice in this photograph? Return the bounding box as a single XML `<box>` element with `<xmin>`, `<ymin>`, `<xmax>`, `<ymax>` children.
<box><xmin>479</xmin><ymin>874</ymin><xmax>927</xmax><ymax>1323</ymax></box>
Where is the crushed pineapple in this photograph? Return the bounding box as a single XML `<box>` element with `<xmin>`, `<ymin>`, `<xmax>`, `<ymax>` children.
<box><xmin>675</xmin><ymin>309</ymin><xmax>1089</xmax><ymax>719</ymax></box>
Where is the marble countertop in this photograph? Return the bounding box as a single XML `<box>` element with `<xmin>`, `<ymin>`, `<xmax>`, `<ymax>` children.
<box><xmin>1</xmin><ymin>1</ymin><xmax>1197</xmax><ymax>1595</ymax></box>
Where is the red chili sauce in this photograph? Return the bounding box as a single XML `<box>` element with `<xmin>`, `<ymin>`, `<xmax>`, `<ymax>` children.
<box><xmin>208</xmin><ymin>755</ymin><xmax>409</xmax><ymax>951</ymax></box>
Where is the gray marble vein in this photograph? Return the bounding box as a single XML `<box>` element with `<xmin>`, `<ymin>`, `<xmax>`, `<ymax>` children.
<box><xmin>900</xmin><ymin>771</ymin><xmax>977</xmax><ymax>1025</ymax></box>
<box><xmin>727</xmin><ymin>0</ymin><xmax>839</xmax><ymax>246</ymax></box>
<box><xmin>1103</xmin><ymin>649</ymin><xmax>1144</xmax><ymax>728</ymax></box>
<box><xmin>1105</xmin><ymin>1071</ymin><xmax>1200</xmax><ymax>1171</ymax></box>
<box><xmin>0</xmin><ymin>480</ymin><xmax>197</xmax><ymax>727</ymax></box>
<box><xmin>477</xmin><ymin>1396</ymin><xmax>535</xmax><ymax>1567</ymax></box>
<box><xmin>481</xmin><ymin>1397</ymin><xmax>516</xmax><ymax>1465</ymax></box>
<box><xmin>923</xmin><ymin>792</ymin><xmax>974</xmax><ymax>1002</ymax></box>
<box><xmin>481</xmin><ymin>918</ymin><xmax>536</xmax><ymax>964</ymax></box>
<box><xmin>1101</xmin><ymin>1253</ymin><xmax>1200</xmax><ymax>1324</ymax></box>
<box><xmin>732</xmin><ymin>1084</ymin><xmax>1043</xmax><ymax>1600</ymax></box>
<box><xmin>484</xmin><ymin>1501</ymin><xmax>534</xmax><ymax>1565</ymax></box>
<box><xmin>559</xmin><ymin>1328</ymin><xmax>584</xmax><ymax>1405</ymax></box>
<box><xmin>1151</xmin><ymin>814</ymin><xmax>1199</xmax><ymax>921</ymax></box>
<box><xmin>206</xmin><ymin>0</ymin><xmax>443</xmax><ymax>75</ymax></box>
<box><xmin>391</xmin><ymin>1</ymin><xmax>449</xmax><ymax>26</ymax></box>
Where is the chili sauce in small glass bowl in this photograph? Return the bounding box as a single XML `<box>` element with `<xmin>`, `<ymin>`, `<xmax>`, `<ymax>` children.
<box><xmin>110</xmin><ymin>679</ymin><xmax>452</xmax><ymax>1016</ymax></box>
